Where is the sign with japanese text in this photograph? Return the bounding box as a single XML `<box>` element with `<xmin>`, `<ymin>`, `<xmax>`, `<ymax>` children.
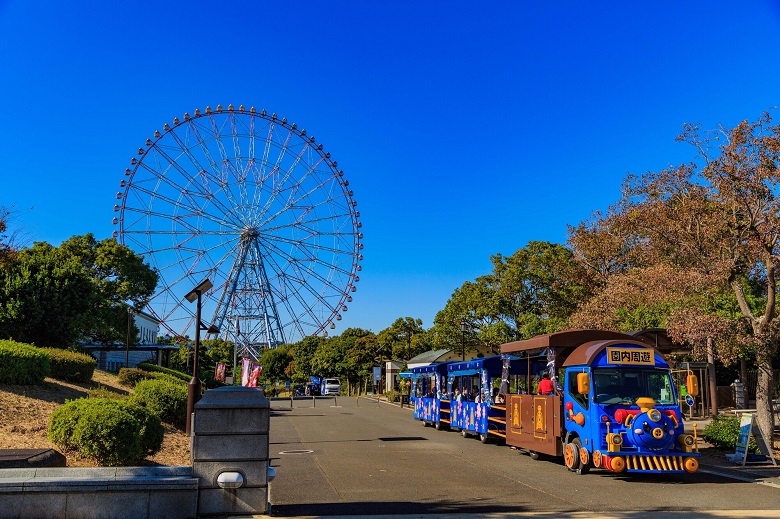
<box><xmin>606</xmin><ymin>348</ymin><xmax>654</xmax><ymax>366</ymax></box>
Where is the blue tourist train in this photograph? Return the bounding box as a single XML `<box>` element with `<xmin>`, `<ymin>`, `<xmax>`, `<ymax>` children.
<box><xmin>405</xmin><ymin>330</ymin><xmax>702</xmax><ymax>475</ymax></box>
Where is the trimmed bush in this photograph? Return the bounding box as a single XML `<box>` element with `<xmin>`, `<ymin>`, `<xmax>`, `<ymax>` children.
<box><xmin>48</xmin><ymin>397</ymin><xmax>163</xmax><ymax>465</ymax></box>
<box><xmin>702</xmin><ymin>415</ymin><xmax>758</xmax><ymax>452</ymax></box>
<box><xmin>41</xmin><ymin>347</ymin><xmax>96</xmax><ymax>383</ymax></box>
<box><xmin>132</xmin><ymin>378</ymin><xmax>188</xmax><ymax>429</ymax></box>
<box><xmin>117</xmin><ymin>367</ymin><xmax>155</xmax><ymax>388</ymax></box>
<box><xmin>0</xmin><ymin>339</ymin><xmax>49</xmax><ymax>384</ymax></box>
<box><xmin>87</xmin><ymin>385</ymin><xmax>126</xmax><ymax>400</ymax></box>
<box><xmin>120</xmin><ymin>401</ymin><xmax>164</xmax><ymax>456</ymax></box>
<box><xmin>137</xmin><ymin>362</ymin><xmax>190</xmax><ymax>383</ymax></box>
<box><xmin>48</xmin><ymin>398</ymin><xmax>93</xmax><ymax>451</ymax></box>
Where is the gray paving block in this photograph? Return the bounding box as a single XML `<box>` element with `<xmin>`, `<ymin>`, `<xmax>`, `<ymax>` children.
<box><xmin>17</xmin><ymin>491</ymin><xmax>68</xmax><ymax>519</ymax></box>
<box><xmin>193</xmin><ymin>407</ymin><xmax>269</xmax><ymax>435</ymax></box>
<box><xmin>148</xmin><ymin>489</ymin><xmax>197</xmax><ymax>519</ymax></box>
<box><xmin>191</xmin><ymin>433</ymin><xmax>268</xmax><ymax>462</ymax></box>
<box><xmin>197</xmin><ymin>486</ymin><xmax>268</xmax><ymax>516</ymax></box>
<box><xmin>66</xmin><ymin>489</ymin><xmax>149</xmax><ymax>519</ymax></box>
<box><xmin>115</xmin><ymin>466</ymin><xmax>192</xmax><ymax>478</ymax></box>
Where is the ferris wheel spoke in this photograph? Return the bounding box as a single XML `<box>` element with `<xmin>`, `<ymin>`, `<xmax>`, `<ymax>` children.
<box><xmin>260</xmin><ymin>239</ymin><xmax>350</xmax><ymax>295</ymax></box>
<box><xmin>123</xmin><ymin>185</ymin><xmax>240</xmax><ymax>231</ymax></box>
<box><xmin>138</xmin><ymin>146</ymin><xmax>245</xmax><ymax>229</ymax></box>
<box><xmin>259</xmin><ymin>171</ymin><xmax>344</xmax><ymax>231</ymax></box>
<box><xmin>252</xmin><ymin>125</ymin><xmax>292</xmax><ymax>223</ymax></box>
<box><xmin>261</xmin><ymin>232</ymin><xmax>356</xmax><ymax>258</ymax></box>
<box><xmin>164</xmin><ymin>126</ymin><xmax>233</xmax><ymax>203</ymax></box>
<box><xmin>260</xmin><ymin>209</ymin><xmax>354</xmax><ymax>235</ymax></box>
<box><xmin>258</xmin><ymin>138</ymin><xmax>313</xmax><ymax>217</ymax></box>
<box><xmin>262</xmin><ymin>256</ymin><xmax>326</xmax><ymax>338</ymax></box>
<box><xmin>203</xmin><ymin>114</ymin><xmax>255</xmax><ymax>220</ymax></box>
<box><xmin>226</xmin><ymin>112</ymin><xmax>254</xmax><ymax>217</ymax></box>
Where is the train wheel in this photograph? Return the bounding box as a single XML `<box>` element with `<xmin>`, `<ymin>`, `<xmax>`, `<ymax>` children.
<box><xmin>564</xmin><ymin>439</ymin><xmax>580</xmax><ymax>472</ymax></box>
<box><xmin>529</xmin><ymin>451</ymin><xmax>540</xmax><ymax>460</ymax></box>
<box><xmin>422</xmin><ymin>420</ymin><xmax>429</xmax><ymax>427</ymax></box>
<box><xmin>566</xmin><ymin>438</ymin><xmax>590</xmax><ymax>475</ymax></box>
<box><xmin>434</xmin><ymin>421</ymin><xmax>443</xmax><ymax>430</ymax></box>
<box><xmin>480</xmin><ymin>433</ymin><xmax>490</xmax><ymax>444</ymax></box>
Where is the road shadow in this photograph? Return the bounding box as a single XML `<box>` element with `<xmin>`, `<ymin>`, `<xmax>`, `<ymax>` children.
<box><xmin>272</xmin><ymin>500</ymin><xmax>535</xmax><ymax>516</ymax></box>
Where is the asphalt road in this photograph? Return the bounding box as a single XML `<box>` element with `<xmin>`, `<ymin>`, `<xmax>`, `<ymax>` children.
<box><xmin>266</xmin><ymin>396</ymin><xmax>780</xmax><ymax>517</ymax></box>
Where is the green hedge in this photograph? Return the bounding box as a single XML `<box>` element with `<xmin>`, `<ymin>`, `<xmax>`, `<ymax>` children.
<box><xmin>41</xmin><ymin>347</ymin><xmax>96</xmax><ymax>383</ymax></box>
<box><xmin>702</xmin><ymin>415</ymin><xmax>758</xmax><ymax>452</ymax></box>
<box><xmin>137</xmin><ymin>362</ymin><xmax>190</xmax><ymax>383</ymax></box>
<box><xmin>0</xmin><ymin>339</ymin><xmax>50</xmax><ymax>384</ymax></box>
<box><xmin>117</xmin><ymin>367</ymin><xmax>155</xmax><ymax>388</ymax></box>
<box><xmin>48</xmin><ymin>398</ymin><xmax>163</xmax><ymax>466</ymax></box>
<box><xmin>132</xmin><ymin>378</ymin><xmax>188</xmax><ymax>429</ymax></box>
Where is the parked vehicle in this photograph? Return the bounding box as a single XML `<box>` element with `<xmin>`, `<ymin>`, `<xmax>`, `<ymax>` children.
<box><xmin>322</xmin><ymin>378</ymin><xmax>341</xmax><ymax>396</ymax></box>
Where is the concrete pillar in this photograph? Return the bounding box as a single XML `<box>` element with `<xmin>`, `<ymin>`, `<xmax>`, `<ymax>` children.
<box><xmin>191</xmin><ymin>386</ymin><xmax>270</xmax><ymax>516</ymax></box>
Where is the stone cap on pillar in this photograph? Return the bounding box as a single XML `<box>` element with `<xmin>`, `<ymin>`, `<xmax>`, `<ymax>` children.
<box><xmin>194</xmin><ymin>386</ymin><xmax>269</xmax><ymax>410</ymax></box>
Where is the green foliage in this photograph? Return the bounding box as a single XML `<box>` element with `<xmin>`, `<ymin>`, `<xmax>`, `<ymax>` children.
<box><xmin>121</xmin><ymin>401</ymin><xmax>165</xmax><ymax>456</ymax></box>
<box><xmin>701</xmin><ymin>415</ymin><xmax>758</xmax><ymax>452</ymax></box>
<box><xmin>288</xmin><ymin>335</ymin><xmax>324</xmax><ymax>382</ymax></box>
<box><xmin>131</xmin><ymin>378</ymin><xmax>188</xmax><ymax>429</ymax></box>
<box><xmin>58</xmin><ymin>234</ymin><xmax>158</xmax><ymax>345</ymax></box>
<box><xmin>87</xmin><ymin>385</ymin><xmax>126</xmax><ymax>399</ymax></box>
<box><xmin>0</xmin><ymin>243</ymin><xmax>94</xmax><ymax>347</ymax></box>
<box><xmin>258</xmin><ymin>344</ymin><xmax>293</xmax><ymax>384</ymax></box>
<box><xmin>0</xmin><ymin>339</ymin><xmax>50</xmax><ymax>384</ymax></box>
<box><xmin>0</xmin><ymin>234</ymin><xmax>157</xmax><ymax>348</ymax></box>
<box><xmin>41</xmin><ymin>347</ymin><xmax>96</xmax><ymax>383</ymax></box>
<box><xmin>137</xmin><ymin>362</ymin><xmax>190</xmax><ymax>382</ymax></box>
<box><xmin>117</xmin><ymin>367</ymin><xmax>155</xmax><ymax>388</ymax></box>
<box><xmin>48</xmin><ymin>398</ymin><xmax>162</xmax><ymax>465</ymax></box>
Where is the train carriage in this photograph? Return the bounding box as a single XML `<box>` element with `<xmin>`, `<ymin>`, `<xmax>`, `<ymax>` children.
<box><xmin>447</xmin><ymin>355</ymin><xmax>539</xmax><ymax>443</ymax></box>
<box><xmin>408</xmin><ymin>362</ymin><xmax>452</xmax><ymax>429</ymax></box>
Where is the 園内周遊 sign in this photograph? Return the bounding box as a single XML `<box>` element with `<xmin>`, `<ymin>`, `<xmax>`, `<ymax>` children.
<box><xmin>606</xmin><ymin>348</ymin><xmax>654</xmax><ymax>366</ymax></box>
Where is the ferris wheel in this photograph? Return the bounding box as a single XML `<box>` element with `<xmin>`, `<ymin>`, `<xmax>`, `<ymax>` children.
<box><xmin>113</xmin><ymin>104</ymin><xmax>363</xmax><ymax>359</ymax></box>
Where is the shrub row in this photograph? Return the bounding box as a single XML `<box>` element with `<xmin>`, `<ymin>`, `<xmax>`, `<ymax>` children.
<box><xmin>41</xmin><ymin>347</ymin><xmax>96</xmax><ymax>383</ymax></box>
<box><xmin>133</xmin><ymin>378</ymin><xmax>189</xmax><ymax>429</ymax></box>
<box><xmin>701</xmin><ymin>415</ymin><xmax>758</xmax><ymax>452</ymax></box>
<box><xmin>48</xmin><ymin>398</ymin><xmax>163</xmax><ymax>466</ymax></box>
<box><xmin>137</xmin><ymin>363</ymin><xmax>190</xmax><ymax>383</ymax></box>
<box><xmin>0</xmin><ymin>339</ymin><xmax>50</xmax><ymax>384</ymax></box>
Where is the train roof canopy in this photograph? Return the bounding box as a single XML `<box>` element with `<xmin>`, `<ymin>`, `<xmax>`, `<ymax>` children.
<box><xmin>500</xmin><ymin>330</ymin><xmax>651</xmax><ymax>355</ymax></box>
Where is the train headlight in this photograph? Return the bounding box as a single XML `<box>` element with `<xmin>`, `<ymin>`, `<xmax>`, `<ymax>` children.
<box><xmin>678</xmin><ymin>434</ymin><xmax>695</xmax><ymax>451</ymax></box>
<box><xmin>648</xmin><ymin>409</ymin><xmax>662</xmax><ymax>422</ymax></box>
<box><xmin>606</xmin><ymin>432</ymin><xmax>623</xmax><ymax>452</ymax></box>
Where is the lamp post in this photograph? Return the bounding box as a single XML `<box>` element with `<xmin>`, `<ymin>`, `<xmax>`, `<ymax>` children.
<box><xmin>184</xmin><ymin>278</ymin><xmax>220</xmax><ymax>435</ymax></box>
<box><xmin>125</xmin><ymin>307</ymin><xmax>134</xmax><ymax>368</ymax></box>
<box><xmin>459</xmin><ymin>321</ymin><xmax>469</xmax><ymax>361</ymax></box>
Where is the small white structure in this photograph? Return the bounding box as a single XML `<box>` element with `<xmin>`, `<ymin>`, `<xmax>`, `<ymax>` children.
<box><xmin>83</xmin><ymin>310</ymin><xmax>175</xmax><ymax>370</ymax></box>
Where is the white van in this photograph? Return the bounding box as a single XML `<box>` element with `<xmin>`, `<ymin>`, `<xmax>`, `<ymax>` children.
<box><xmin>322</xmin><ymin>378</ymin><xmax>341</xmax><ymax>395</ymax></box>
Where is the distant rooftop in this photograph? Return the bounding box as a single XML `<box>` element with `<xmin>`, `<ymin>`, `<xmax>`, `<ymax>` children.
<box><xmin>408</xmin><ymin>348</ymin><xmax>452</xmax><ymax>365</ymax></box>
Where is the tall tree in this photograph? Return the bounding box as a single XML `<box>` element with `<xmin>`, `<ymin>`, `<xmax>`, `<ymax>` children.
<box><xmin>0</xmin><ymin>242</ymin><xmax>93</xmax><ymax>346</ymax></box>
<box><xmin>574</xmin><ymin>112</ymin><xmax>780</xmax><ymax>436</ymax></box>
<box><xmin>376</xmin><ymin>317</ymin><xmax>427</xmax><ymax>360</ymax></box>
<box><xmin>483</xmin><ymin>241</ymin><xmax>590</xmax><ymax>339</ymax></box>
<box><xmin>59</xmin><ymin>234</ymin><xmax>158</xmax><ymax>344</ymax></box>
<box><xmin>432</xmin><ymin>282</ymin><xmax>512</xmax><ymax>356</ymax></box>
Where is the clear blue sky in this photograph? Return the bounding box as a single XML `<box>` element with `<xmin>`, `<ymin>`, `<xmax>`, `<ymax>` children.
<box><xmin>2</xmin><ymin>1</ymin><xmax>780</xmax><ymax>337</ymax></box>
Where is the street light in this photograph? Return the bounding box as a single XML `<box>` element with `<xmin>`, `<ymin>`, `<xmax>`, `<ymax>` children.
<box><xmin>184</xmin><ymin>278</ymin><xmax>220</xmax><ymax>435</ymax></box>
<box><xmin>125</xmin><ymin>307</ymin><xmax>134</xmax><ymax>367</ymax></box>
<box><xmin>460</xmin><ymin>321</ymin><xmax>469</xmax><ymax>361</ymax></box>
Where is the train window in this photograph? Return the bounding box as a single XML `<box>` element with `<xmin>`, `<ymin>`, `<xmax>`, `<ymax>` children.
<box><xmin>568</xmin><ymin>372</ymin><xmax>588</xmax><ymax>409</ymax></box>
